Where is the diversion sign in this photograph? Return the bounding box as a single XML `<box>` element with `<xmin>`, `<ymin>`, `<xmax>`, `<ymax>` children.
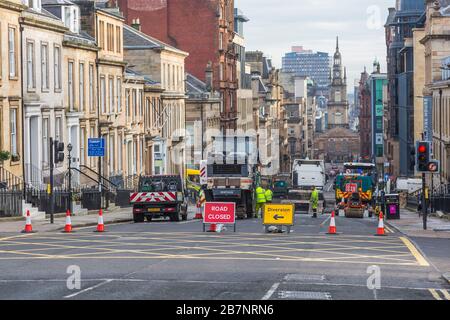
<box><xmin>263</xmin><ymin>204</ymin><xmax>295</xmax><ymax>226</ymax></box>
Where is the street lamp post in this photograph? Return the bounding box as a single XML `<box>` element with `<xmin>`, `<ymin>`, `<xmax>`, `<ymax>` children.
<box><xmin>67</xmin><ymin>143</ymin><xmax>73</xmax><ymax>214</ymax></box>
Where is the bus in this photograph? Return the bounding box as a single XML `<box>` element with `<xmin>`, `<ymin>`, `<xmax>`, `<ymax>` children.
<box><xmin>335</xmin><ymin>163</ymin><xmax>377</xmax><ymax>205</ymax></box>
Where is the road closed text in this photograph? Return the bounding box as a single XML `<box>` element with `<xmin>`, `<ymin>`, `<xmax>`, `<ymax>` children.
<box><xmin>204</xmin><ymin>202</ymin><xmax>236</xmax><ymax>224</ymax></box>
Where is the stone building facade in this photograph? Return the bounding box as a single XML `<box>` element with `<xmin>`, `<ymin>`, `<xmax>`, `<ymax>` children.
<box><xmin>421</xmin><ymin>0</ymin><xmax>450</xmax><ymax>185</ymax></box>
<box><xmin>0</xmin><ymin>0</ymin><xmax>25</xmax><ymax>188</ymax></box>
<box><xmin>117</xmin><ymin>0</ymin><xmax>238</xmax><ymax>131</ymax></box>
<box><xmin>314</xmin><ymin>127</ymin><xmax>360</xmax><ymax>163</ymax></box>
<box><xmin>123</xmin><ymin>23</ymin><xmax>188</xmax><ymax>176</ymax></box>
<box><xmin>20</xmin><ymin>2</ymin><xmax>68</xmax><ymax>188</ymax></box>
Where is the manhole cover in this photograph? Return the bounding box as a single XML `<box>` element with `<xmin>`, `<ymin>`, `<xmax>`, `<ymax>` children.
<box><xmin>278</xmin><ymin>291</ymin><xmax>331</xmax><ymax>300</ymax></box>
<box><xmin>284</xmin><ymin>274</ymin><xmax>326</xmax><ymax>282</ymax></box>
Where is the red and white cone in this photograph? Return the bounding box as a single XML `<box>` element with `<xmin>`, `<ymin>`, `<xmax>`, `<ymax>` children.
<box><xmin>194</xmin><ymin>203</ymin><xmax>203</xmax><ymax>220</ymax></box>
<box><xmin>375</xmin><ymin>212</ymin><xmax>386</xmax><ymax>236</ymax></box>
<box><xmin>207</xmin><ymin>224</ymin><xmax>217</xmax><ymax>233</ymax></box>
<box><xmin>96</xmin><ymin>209</ymin><xmax>105</xmax><ymax>232</ymax></box>
<box><xmin>22</xmin><ymin>210</ymin><xmax>33</xmax><ymax>233</ymax></box>
<box><xmin>64</xmin><ymin>210</ymin><xmax>73</xmax><ymax>233</ymax></box>
<box><xmin>327</xmin><ymin>211</ymin><xmax>338</xmax><ymax>235</ymax></box>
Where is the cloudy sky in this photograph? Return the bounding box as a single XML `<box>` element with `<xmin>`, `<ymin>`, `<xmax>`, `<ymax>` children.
<box><xmin>235</xmin><ymin>0</ymin><xmax>392</xmax><ymax>92</ymax></box>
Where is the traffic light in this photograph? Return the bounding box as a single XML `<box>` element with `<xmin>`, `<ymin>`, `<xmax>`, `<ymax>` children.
<box><xmin>416</xmin><ymin>141</ymin><xmax>431</xmax><ymax>172</ymax></box>
<box><xmin>54</xmin><ymin>140</ymin><xmax>65</xmax><ymax>164</ymax></box>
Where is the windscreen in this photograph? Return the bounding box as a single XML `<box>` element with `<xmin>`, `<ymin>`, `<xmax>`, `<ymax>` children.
<box><xmin>139</xmin><ymin>176</ymin><xmax>182</xmax><ymax>192</ymax></box>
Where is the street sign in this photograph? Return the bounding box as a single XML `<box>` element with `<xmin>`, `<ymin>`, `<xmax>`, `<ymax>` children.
<box><xmin>88</xmin><ymin>138</ymin><xmax>105</xmax><ymax>157</ymax></box>
<box><xmin>199</xmin><ymin>160</ymin><xmax>207</xmax><ymax>185</ymax></box>
<box><xmin>427</xmin><ymin>160</ymin><xmax>439</xmax><ymax>173</ymax></box>
<box><xmin>345</xmin><ymin>183</ymin><xmax>358</xmax><ymax>193</ymax></box>
<box><xmin>203</xmin><ymin>202</ymin><xmax>236</xmax><ymax>225</ymax></box>
<box><xmin>263</xmin><ymin>204</ymin><xmax>294</xmax><ymax>226</ymax></box>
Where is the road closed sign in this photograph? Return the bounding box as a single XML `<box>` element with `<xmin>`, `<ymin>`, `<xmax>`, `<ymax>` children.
<box><xmin>204</xmin><ymin>202</ymin><xmax>236</xmax><ymax>224</ymax></box>
<box><xmin>263</xmin><ymin>204</ymin><xmax>295</xmax><ymax>226</ymax></box>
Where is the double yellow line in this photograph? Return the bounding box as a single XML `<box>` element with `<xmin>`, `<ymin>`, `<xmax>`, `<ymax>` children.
<box><xmin>429</xmin><ymin>289</ymin><xmax>450</xmax><ymax>300</ymax></box>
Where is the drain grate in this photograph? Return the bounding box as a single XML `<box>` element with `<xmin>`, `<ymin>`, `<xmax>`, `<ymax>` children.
<box><xmin>278</xmin><ymin>291</ymin><xmax>332</xmax><ymax>300</ymax></box>
<box><xmin>284</xmin><ymin>274</ymin><xmax>326</xmax><ymax>282</ymax></box>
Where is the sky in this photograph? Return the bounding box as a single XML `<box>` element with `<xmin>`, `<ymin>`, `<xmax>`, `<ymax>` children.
<box><xmin>235</xmin><ymin>0</ymin><xmax>392</xmax><ymax>92</ymax></box>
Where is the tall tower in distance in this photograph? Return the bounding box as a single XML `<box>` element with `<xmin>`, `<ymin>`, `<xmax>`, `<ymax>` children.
<box><xmin>327</xmin><ymin>36</ymin><xmax>349</xmax><ymax>129</ymax></box>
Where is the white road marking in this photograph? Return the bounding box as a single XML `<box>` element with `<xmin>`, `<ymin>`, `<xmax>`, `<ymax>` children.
<box><xmin>261</xmin><ymin>282</ymin><xmax>280</xmax><ymax>300</ymax></box>
<box><xmin>64</xmin><ymin>279</ymin><xmax>113</xmax><ymax>299</ymax></box>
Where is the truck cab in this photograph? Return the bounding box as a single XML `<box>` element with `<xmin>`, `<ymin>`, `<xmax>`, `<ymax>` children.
<box><xmin>130</xmin><ymin>175</ymin><xmax>188</xmax><ymax>223</ymax></box>
<box><xmin>204</xmin><ymin>136</ymin><xmax>258</xmax><ymax>219</ymax></box>
<box><xmin>285</xmin><ymin>159</ymin><xmax>326</xmax><ymax>213</ymax></box>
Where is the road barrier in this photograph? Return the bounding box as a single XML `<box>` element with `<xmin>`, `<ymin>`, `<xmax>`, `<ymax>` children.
<box><xmin>63</xmin><ymin>210</ymin><xmax>72</xmax><ymax>233</ymax></box>
<box><xmin>263</xmin><ymin>204</ymin><xmax>294</xmax><ymax>234</ymax></box>
<box><xmin>375</xmin><ymin>212</ymin><xmax>386</xmax><ymax>236</ymax></box>
<box><xmin>95</xmin><ymin>209</ymin><xmax>105</xmax><ymax>233</ymax></box>
<box><xmin>22</xmin><ymin>210</ymin><xmax>33</xmax><ymax>233</ymax></box>
<box><xmin>203</xmin><ymin>202</ymin><xmax>236</xmax><ymax>233</ymax></box>
<box><xmin>327</xmin><ymin>211</ymin><xmax>338</xmax><ymax>235</ymax></box>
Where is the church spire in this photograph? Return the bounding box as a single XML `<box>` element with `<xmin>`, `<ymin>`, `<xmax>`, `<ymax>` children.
<box><xmin>336</xmin><ymin>36</ymin><xmax>339</xmax><ymax>51</ymax></box>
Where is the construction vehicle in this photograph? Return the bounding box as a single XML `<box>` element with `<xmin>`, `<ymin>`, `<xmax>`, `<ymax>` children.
<box><xmin>335</xmin><ymin>162</ymin><xmax>376</xmax><ymax>205</ymax></box>
<box><xmin>204</xmin><ymin>135</ymin><xmax>258</xmax><ymax>219</ymax></box>
<box><xmin>344</xmin><ymin>192</ymin><xmax>365</xmax><ymax>218</ymax></box>
<box><xmin>130</xmin><ymin>175</ymin><xmax>188</xmax><ymax>223</ymax></box>
<box><xmin>284</xmin><ymin>159</ymin><xmax>326</xmax><ymax>213</ymax></box>
<box><xmin>272</xmin><ymin>174</ymin><xmax>291</xmax><ymax>199</ymax></box>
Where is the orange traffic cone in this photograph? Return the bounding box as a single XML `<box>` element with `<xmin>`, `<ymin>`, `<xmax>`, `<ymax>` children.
<box><xmin>22</xmin><ymin>210</ymin><xmax>33</xmax><ymax>233</ymax></box>
<box><xmin>194</xmin><ymin>203</ymin><xmax>203</xmax><ymax>220</ymax></box>
<box><xmin>95</xmin><ymin>209</ymin><xmax>105</xmax><ymax>233</ymax></box>
<box><xmin>207</xmin><ymin>223</ymin><xmax>217</xmax><ymax>233</ymax></box>
<box><xmin>376</xmin><ymin>212</ymin><xmax>386</xmax><ymax>236</ymax></box>
<box><xmin>327</xmin><ymin>211</ymin><xmax>338</xmax><ymax>235</ymax></box>
<box><xmin>63</xmin><ymin>210</ymin><xmax>72</xmax><ymax>233</ymax></box>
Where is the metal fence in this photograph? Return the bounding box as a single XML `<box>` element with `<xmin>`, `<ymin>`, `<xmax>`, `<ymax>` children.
<box><xmin>81</xmin><ymin>189</ymin><xmax>102</xmax><ymax>211</ymax></box>
<box><xmin>0</xmin><ymin>190</ymin><xmax>23</xmax><ymax>217</ymax></box>
<box><xmin>431</xmin><ymin>195</ymin><xmax>450</xmax><ymax>214</ymax></box>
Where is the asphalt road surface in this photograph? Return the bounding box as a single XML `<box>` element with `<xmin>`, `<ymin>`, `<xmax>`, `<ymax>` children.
<box><xmin>0</xmin><ymin>204</ymin><xmax>449</xmax><ymax>300</ymax></box>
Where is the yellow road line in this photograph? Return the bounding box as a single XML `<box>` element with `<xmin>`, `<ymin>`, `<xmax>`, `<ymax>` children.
<box><xmin>0</xmin><ymin>254</ymin><xmax>422</xmax><ymax>265</ymax></box>
<box><xmin>440</xmin><ymin>289</ymin><xmax>450</xmax><ymax>300</ymax></box>
<box><xmin>429</xmin><ymin>289</ymin><xmax>443</xmax><ymax>300</ymax></box>
<box><xmin>400</xmin><ymin>237</ymin><xmax>430</xmax><ymax>267</ymax></box>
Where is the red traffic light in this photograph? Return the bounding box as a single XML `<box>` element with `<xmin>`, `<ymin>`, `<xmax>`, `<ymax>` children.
<box><xmin>418</xmin><ymin>145</ymin><xmax>427</xmax><ymax>153</ymax></box>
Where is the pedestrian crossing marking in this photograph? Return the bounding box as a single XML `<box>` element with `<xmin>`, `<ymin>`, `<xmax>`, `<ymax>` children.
<box><xmin>440</xmin><ymin>289</ymin><xmax>450</xmax><ymax>300</ymax></box>
<box><xmin>428</xmin><ymin>289</ymin><xmax>450</xmax><ymax>300</ymax></box>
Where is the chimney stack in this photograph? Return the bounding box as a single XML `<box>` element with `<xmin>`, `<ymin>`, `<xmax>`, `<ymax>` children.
<box><xmin>131</xmin><ymin>18</ymin><xmax>141</xmax><ymax>32</ymax></box>
<box><xmin>205</xmin><ymin>61</ymin><xmax>213</xmax><ymax>92</ymax></box>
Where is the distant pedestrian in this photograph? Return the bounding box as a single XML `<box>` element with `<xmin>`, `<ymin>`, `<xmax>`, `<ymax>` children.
<box><xmin>264</xmin><ymin>188</ymin><xmax>273</xmax><ymax>204</ymax></box>
<box><xmin>255</xmin><ymin>186</ymin><xmax>266</xmax><ymax>218</ymax></box>
<box><xmin>310</xmin><ymin>186</ymin><xmax>319</xmax><ymax>218</ymax></box>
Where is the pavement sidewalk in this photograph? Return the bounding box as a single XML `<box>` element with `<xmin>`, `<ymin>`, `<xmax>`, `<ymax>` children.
<box><xmin>386</xmin><ymin>208</ymin><xmax>450</xmax><ymax>239</ymax></box>
<box><xmin>0</xmin><ymin>207</ymin><xmax>133</xmax><ymax>233</ymax></box>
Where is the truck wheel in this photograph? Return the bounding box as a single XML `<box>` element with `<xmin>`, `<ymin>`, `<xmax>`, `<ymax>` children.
<box><xmin>146</xmin><ymin>216</ymin><xmax>153</xmax><ymax>222</ymax></box>
<box><xmin>170</xmin><ymin>213</ymin><xmax>180</xmax><ymax>222</ymax></box>
<box><xmin>133</xmin><ymin>213</ymin><xmax>145</xmax><ymax>223</ymax></box>
<box><xmin>182</xmin><ymin>214</ymin><xmax>188</xmax><ymax>221</ymax></box>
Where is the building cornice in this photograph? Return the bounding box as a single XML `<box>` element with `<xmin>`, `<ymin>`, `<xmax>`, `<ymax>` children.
<box><xmin>19</xmin><ymin>14</ymin><xmax>68</xmax><ymax>34</ymax></box>
<box><xmin>63</xmin><ymin>40</ymin><xmax>98</xmax><ymax>52</ymax></box>
<box><xmin>0</xmin><ymin>0</ymin><xmax>25</xmax><ymax>12</ymax></box>
<box><xmin>420</xmin><ymin>33</ymin><xmax>450</xmax><ymax>45</ymax></box>
<box><xmin>97</xmin><ymin>58</ymin><xmax>126</xmax><ymax>68</ymax></box>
